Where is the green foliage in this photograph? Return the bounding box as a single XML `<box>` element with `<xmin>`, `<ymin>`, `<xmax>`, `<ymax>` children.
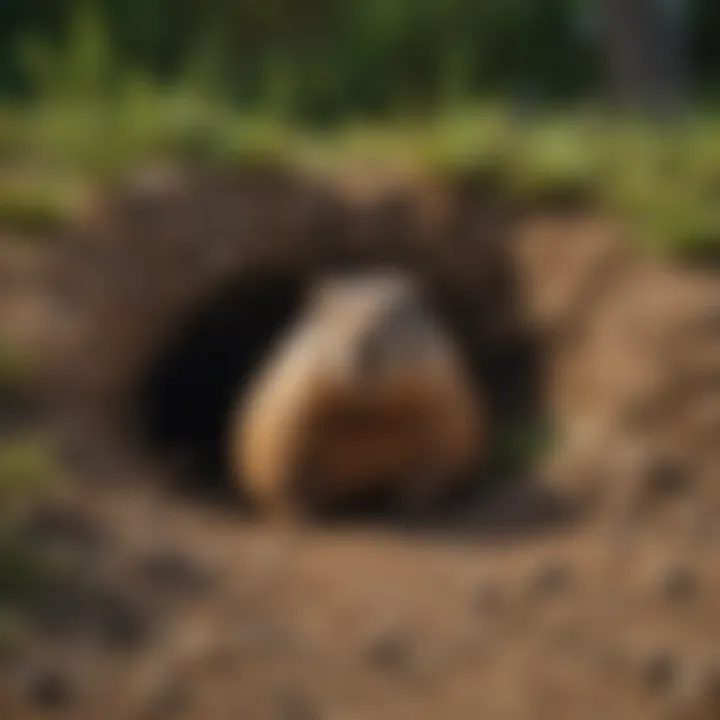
<box><xmin>0</xmin><ymin>433</ymin><xmax>60</xmax><ymax>645</ymax></box>
<box><xmin>0</xmin><ymin>604</ymin><xmax>29</xmax><ymax>653</ymax></box>
<box><xmin>2</xmin><ymin>0</ymin><xmax>603</xmax><ymax>121</ymax></box>
<box><xmin>0</xmin><ymin>341</ymin><xmax>34</xmax><ymax>401</ymax></box>
<box><xmin>23</xmin><ymin>4</ymin><xmax>115</xmax><ymax>104</ymax></box>
<box><xmin>0</xmin><ymin>182</ymin><xmax>77</xmax><ymax>234</ymax></box>
<box><xmin>506</xmin><ymin>119</ymin><xmax>604</xmax><ymax>204</ymax></box>
<box><xmin>491</xmin><ymin>418</ymin><xmax>556</xmax><ymax>476</ymax></box>
<box><xmin>4</xmin><ymin>83</ymin><xmax>720</xmax><ymax>264</ymax></box>
<box><xmin>0</xmin><ymin>110</ymin><xmax>29</xmax><ymax>162</ymax></box>
<box><xmin>0</xmin><ymin>0</ymin><xmax>719</xmax><ymax>120</ymax></box>
<box><xmin>599</xmin><ymin>120</ymin><xmax>720</xmax><ymax>264</ymax></box>
<box><xmin>421</xmin><ymin>107</ymin><xmax>516</xmax><ymax>185</ymax></box>
<box><xmin>0</xmin><ymin>528</ymin><xmax>53</xmax><ymax>603</ymax></box>
<box><xmin>0</xmin><ymin>435</ymin><xmax>58</xmax><ymax>500</ymax></box>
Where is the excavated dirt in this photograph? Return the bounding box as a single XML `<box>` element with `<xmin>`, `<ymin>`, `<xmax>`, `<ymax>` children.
<box><xmin>1</xmin><ymin>165</ymin><xmax>719</xmax><ymax>719</ymax></box>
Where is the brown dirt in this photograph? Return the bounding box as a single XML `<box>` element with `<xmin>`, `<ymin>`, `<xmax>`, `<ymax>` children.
<box><xmin>1</xmin><ymin>166</ymin><xmax>719</xmax><ymax>719</ymax></box>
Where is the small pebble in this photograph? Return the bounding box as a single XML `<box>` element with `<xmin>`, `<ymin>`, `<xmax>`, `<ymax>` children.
<box><xmin>706</xmin><ymin>665</ymin><xmax>720</xmax><ymax>716</ymax></box>
<box><xmin>98</xmin><ymin>597</ymin><xmax>153</xmax><ymax>650</ymax></box>
<box><xmin>643</xmin><ymin>456</ymin><xmax>689</xmax><ymax>501</ymax></box>
<box><xmin>642</xmin><ymin>651</ymin><xmax>679</xmax><ymax>692</ymax></box>
<box><xmin>27</xmin><ymin>668</ymin><xmax>75</xmax><ymax>710</ymax></box>
<box><xmin>660</xmin><ymin>565</ymin><xmax>699</xmax><ymax>604</ymax></box>
<box><xmin>22</xmin><ymin>506</ymin><xmax>108</xmax><ymax>555</ymax></box>
<box><xmin>135</xmin><ymin>549</ymin><xmax>215</xmax><ymax>597</ymax></box>
<box><xmin>530</xmin><ymin>561</ymin><xmax>574</xmax><ymax>598</ymax></box>
<box><xmin>365</xmin><ymin>632</ymin><xmax>412</xmax><ymax>673</ymax></box>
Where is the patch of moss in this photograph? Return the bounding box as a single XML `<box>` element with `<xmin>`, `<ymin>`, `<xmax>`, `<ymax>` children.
<box><xmin>0</xmin><ymin>341</ymin><xmax>35</xmax><ymax>403</ymax></box>
<box><xmin>0</xmin><ymin>435</ymin><xmax>58</xmax><ymax>501</ymax></box>
<box><xmin>0</xmin><ymin>522</ymin><xmax>56</xmax><ymax>602</ymax></box>
<box><xmin>0</xmin><ymin>184</ymin><xmax>74</xmax><ymax>235</ymax></box>
<box><xmin>491</xmin><ymin>419</ymin><xmax>556</xmax><ymax>476</ymax></box>
<box><xmin>0</xmin><ymin>604</ymin><xmax>29</xmax><ymax>653</ymax></box>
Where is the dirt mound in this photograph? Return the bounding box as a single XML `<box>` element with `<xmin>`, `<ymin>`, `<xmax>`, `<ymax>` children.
<box><xmin>1</xmin><ymin>165</ymin><xmax>719</xmax><ymax>720</ymax></box>
<box><xmin>23</xmin><ymin>164</ymin><xmax>715</xmax><ymax>516</ymax></box>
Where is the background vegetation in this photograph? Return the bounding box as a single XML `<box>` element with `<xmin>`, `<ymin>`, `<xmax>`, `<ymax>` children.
<box><xmin>0</xmin><ymin>1</ymin><xmax>718</xmax><ymax>260</ymax></box>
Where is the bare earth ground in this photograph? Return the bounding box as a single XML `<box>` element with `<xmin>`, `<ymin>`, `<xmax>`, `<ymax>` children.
<box><xmin>1</xmin><ymin>170</ymin><xmax>720</xmax><ymax>719</ymax></box>
<box><xmin>2</xmin><ymin>465</ymin><xmax>720</xmax><ymax>720</ymax></box>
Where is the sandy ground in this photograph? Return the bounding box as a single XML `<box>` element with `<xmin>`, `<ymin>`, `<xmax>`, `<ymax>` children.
<box><xmin>1</xmin><ymin>458</ymin><xmax>719</xmax><ymax>720</ymax></box>
<box><xmin>1</xmin><ymin>172</ymin><xmax>719</xmax><ymax>719</ymax></box>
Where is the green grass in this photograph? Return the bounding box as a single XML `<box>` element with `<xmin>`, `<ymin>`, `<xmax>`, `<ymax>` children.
<box><xmin>0</xmin><ymin>529</ymin><xmax>53</xmax><ymax>601</ymax></box>
<box><xmin>490</xmin><ymin>418</ymin><xmax>556</xmax><ymax>476</ymax></box>
<box><xmin>0</xmin><ymin>434</ymin><xmax>62</xmax><ymax>650</ymax></box>
<box><xmin>0</xmin><ymin>604</ymin><xmax>30</xmax><ymax>654</ymax></box>
<box><xmin>0</xmin><ymin>341</ymin><xmax>34</xmax><ymax>400</ymax></box>
<box><xmin>3</xmin><ymin>94</ymin><xmax>720</xmax><ymax>263</ymax></box>
<box><xmin>0</xmin><ymin>432</ymin><xmax>63</xmax><ymax>648</ymax></box>
<box><xmin>0</xmin><ymin>339</ymin><xmax>42</xmax><ymax>413</ymax></box>
<box><xmin>0</xmin><ymin>182</ymin><xmax>79</xmax><ymax>234</ymax></box>
<box><xmin>289</xmin><ymin>110</ymin><xmax>720</xmax><ymax>264</ymax></box>
<box><xmin>0</xmin><ymin>434</ymin><xmax>59</xmax><ymax>501</ymax></box>
<box><xmin>0</xmin><ymin>518</ymin><xmax>62</xmax><ymax>652</ymax></box>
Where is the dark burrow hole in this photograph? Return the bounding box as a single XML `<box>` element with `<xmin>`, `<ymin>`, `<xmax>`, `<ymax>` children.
<box><xmin>134</xmin><ymin>271</ymin><xmax>309</xmax><ymax>504</ymax></box>
<box><xmin>131</xmin><ymin>266</ymin><xmax>547</xmax><ymax>520</ymax></box>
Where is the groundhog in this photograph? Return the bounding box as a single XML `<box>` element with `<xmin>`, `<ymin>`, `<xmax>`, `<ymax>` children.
<box><xmin>228</xmin><ymin>269</ymin><xmax>487</xmax><ymax>520</ymax></box>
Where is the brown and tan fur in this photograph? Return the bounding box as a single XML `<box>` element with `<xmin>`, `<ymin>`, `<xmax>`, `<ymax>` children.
<box><xmin>228</xmin><ymin>270</ymin><xmax>487</xmax><ymax>520</ymax></box>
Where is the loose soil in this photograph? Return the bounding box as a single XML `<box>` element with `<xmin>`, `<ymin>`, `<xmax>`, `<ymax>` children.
<box><xmin>1</xmin><ymin>165</ymin><xmax>719</xmax><ymax>720</ymax></box>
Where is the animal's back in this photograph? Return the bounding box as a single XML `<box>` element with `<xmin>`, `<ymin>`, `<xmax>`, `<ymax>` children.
<box><xmin>230</xmin><ymin>270</ymin><xmax>487</xmax><ymax>518</ymax></box>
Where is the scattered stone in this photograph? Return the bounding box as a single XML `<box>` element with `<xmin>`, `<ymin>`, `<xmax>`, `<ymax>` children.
<box><xmin>26</xmin><ymin>667</ymin><xmax>75</xmax><ymax>710</ymax></box>
<box><xmin>98</xmin><ymin>595</ymin><xmax>153</xmax><ymax>651</ymax></box>
<box><xmin>22</xmin><ymin>506</ymin><xmax>109</xmax><ymax>557</ymax></box>
<box><xmin>642</xmin><ymin>455</ymin><xmax>690</xmax><ymax>501</ymax></box>
<box><xmin>659</xmin><ymin>565</ymin><xmax>699</xmax><ymax>605</ymax></box>
<box><xmin>642</xmin><ymin>650</ymin><xmax>679</xmax><ymax>692</ymax></box>
<box><xmin>530</xmin><ymin>561</ymin><xmax>574</xmax><ymax>598</ymax></box>
<box><xmin>705</xmin><ymin>662</ymin><xmax>720</xmax><ymax>715</ymax></box>
<box><xmin>33</xmin><ymin>579</ymin><xmax>153</xmax><ymax>650</ymax></box>
<box><xmin>365</xmin><ymin>631</ymin><xmax>413</xmax><ymax>673</ymax></box>
<box><xmin>134</xmin><ymin>549</ymin><xmax>216</xmax><ymax>597</ymax></box>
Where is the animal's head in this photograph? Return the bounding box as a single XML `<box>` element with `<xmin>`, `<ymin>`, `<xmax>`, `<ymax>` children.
<box><xmin>306</xmin><ymin>269</ymin><xmax>452</xmax><ymax>393</ymax></box>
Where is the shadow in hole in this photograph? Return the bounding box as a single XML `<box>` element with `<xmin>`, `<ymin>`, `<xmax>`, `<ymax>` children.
<box><xmin>126</xmin><ymin>186</ymin><xmax>572</xmax><ymax>540</ymax></box>
<box><xmin>127</xmin><ymin>272</ymin><xmax>576</xmax><ymax>540</ymax></box>
<box><xmin>133</xmin><ymin>272</ymin><xmax>308</xmax><ymax>503</ymax></box>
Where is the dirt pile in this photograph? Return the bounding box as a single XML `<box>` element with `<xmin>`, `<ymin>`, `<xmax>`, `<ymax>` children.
<box><xmin>1</xmin><ymin>165</ymin><xmax>720</xmax><ymax>720</ymax></box>
<box><xmin>18</xmin><ymin>165</ymin><xmax>712</xmax><ymax>513</ymax></box>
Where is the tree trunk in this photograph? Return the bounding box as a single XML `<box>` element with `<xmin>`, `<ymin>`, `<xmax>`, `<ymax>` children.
<box><xmin>600</xmin><ymin>0</ymin><xmax>689</xmax><ymax>117</ymax></box>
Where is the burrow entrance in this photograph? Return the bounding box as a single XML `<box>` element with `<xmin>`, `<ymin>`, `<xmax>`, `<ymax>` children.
<box><xmin>32</xmin><ymin>168</ymin><xmax>719</xmax><ymax>529</ymax></box>
<box><xmin>132</xmin><ymin>269</ymin><xmax>546</xmax><ymax>508</ymax></box>
<box><xmin>71</xmin><ymin>169</ymin><xmax>554</xmax><ymax>515</ymax></box>
<box><xmin>135</xmin><ymin>272</ymin><xmax>309</xmax><ymax>499</ymax></box>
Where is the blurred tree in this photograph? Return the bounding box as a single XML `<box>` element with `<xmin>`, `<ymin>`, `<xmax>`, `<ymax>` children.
<box><xmin>0</xmin><ymin>0</ymin><xmax>712</xmax><ymax>118</ymax></box>
<box><xmin>600</xmin><ymin>0</ymin><xmax>691</xmax><ymax>116</ymax></box>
